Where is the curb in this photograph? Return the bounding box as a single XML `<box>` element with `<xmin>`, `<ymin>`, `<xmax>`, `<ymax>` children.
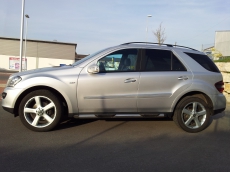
<box><xmin>0</xmin><ymin>69</ymin><xmax>18</xmax><ymax>73</ymax></box>
<box><xmin>0</xmin><ymin>84</ymin><xmax>6</xmax><ymax>87</ymax></box>
<box><xmin>0</xmin><ymin>72</ymin><xmax>14</xmax><ymax>75</ymax></box>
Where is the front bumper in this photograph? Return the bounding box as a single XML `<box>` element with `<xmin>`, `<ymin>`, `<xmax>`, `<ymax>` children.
<box><xmin>1</xmin><ymin>87</ymin><xmax>25</xmax><ymax>116</ymax></box>
<box><xmin>2</xmin><ymin>106</ymin><xmax>14</xmax><ymax>114</ymax></box>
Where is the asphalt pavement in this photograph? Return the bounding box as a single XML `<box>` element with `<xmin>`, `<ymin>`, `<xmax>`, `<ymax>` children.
<box><xmin>0</xmin><ymin>71</ymin><xmax>230</xmax><ymax>171</ymax></box>
<box><xmin>0</xmin><ymin>101</ymin><xmax>230</xmax><ymax>171</ymax></box>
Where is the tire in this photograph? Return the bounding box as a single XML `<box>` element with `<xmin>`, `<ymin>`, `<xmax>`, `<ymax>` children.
<box><xmin>173</xmin><ymin>96</ymin><xmax>211</xmax><ymax>133</ymax></box>
<box><xmin>19</xmin><ymin>90</ymin><xmax>63</xmax><ymax>132</ymax></box>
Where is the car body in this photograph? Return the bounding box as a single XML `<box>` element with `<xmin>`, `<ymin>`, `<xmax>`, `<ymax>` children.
<box><xmin>1</xmin><ymin>42</ymin><xmax>226</xmax><ymax>132</ymax></box>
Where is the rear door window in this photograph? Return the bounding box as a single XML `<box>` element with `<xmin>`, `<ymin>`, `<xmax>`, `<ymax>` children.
<box><xmin>184</xmin><ymin>52</ymin><xmax>220</xmax><ymax>73</ymax></box>
<box><xmin>142</xmin><ymin>49</ymin><xmax>186</xmax><ymax>71</ymax></box>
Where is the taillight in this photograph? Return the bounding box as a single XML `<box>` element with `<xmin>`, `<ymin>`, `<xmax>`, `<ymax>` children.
<box><xmin>215</xmin><ymin>81</ymin><xmax>224</xmax><ymax>93</ymax></box>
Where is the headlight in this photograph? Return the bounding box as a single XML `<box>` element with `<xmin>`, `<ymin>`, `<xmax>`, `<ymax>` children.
<box><xmin>7</xmin><ymin>76</ymin><xmax>22</xmax><ymax>87</ymax></box>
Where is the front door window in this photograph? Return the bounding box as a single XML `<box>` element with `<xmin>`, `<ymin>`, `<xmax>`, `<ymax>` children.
<box><xmin>97</xmin><ymin>49</ymin><xmax>139</xmax><ymax>72</ymax></box>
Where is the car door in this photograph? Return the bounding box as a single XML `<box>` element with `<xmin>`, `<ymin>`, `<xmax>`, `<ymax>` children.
<box><xmin>77</xmin><ymin>48</ymin><xmax>141</xmax><ymax>114</ymax></box>
<box><xmin>137</xmin><ymin>48</ymin><xmax>193</xmax><ymax>113</ymax></box>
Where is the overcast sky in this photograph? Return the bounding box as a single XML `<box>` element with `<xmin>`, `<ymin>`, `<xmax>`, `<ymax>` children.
<box><xmin>0</xmin><ymin>0</ymin><xmax>229</xmax><ymax>54</ymax></box>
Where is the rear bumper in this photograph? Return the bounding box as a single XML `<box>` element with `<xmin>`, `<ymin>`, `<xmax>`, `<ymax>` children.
<box><xmin>212</xmin><ymin>93</ymin><xmax>226</xmax><ymax>114</ymax></box>
<box><xmin>213</xmin><ymin>107</ymin><xmax>225</xmax><ymax>115</ymax></box>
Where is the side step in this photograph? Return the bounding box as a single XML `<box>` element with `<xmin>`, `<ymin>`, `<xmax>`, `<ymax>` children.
<box><xmin>73</xmin><ymin>114</ymin><xmax>165</xmax><ymax>119</ymax></box>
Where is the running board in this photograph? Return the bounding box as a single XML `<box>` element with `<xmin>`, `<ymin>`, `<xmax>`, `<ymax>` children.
<box><xmin>73</xmin><ymin>114</ymin><xmax>165</xmax><ymax>119</ymax></box>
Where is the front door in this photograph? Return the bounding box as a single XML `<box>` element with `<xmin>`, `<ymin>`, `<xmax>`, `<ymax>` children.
<box><xmin>77</xmin><ymin>48</ymin><xmax>141</xmax><ymax>114</ymax></box>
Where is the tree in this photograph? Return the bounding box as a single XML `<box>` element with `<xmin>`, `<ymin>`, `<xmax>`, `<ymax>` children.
<box><xmin>211</xmin><ymin>48</ymin><xmax>223</xmax><ymax>60</ymax></box>
<box><xmin>153</xmin><ymin>23</ymin><xmax>166</xmax><ymax>45</ymax></box>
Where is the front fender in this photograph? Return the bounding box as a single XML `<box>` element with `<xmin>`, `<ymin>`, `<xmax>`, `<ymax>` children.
<box><xmin>15</xmin><ymin>76</ymin><xmax>78</xmax><ymax>113</ymax></box>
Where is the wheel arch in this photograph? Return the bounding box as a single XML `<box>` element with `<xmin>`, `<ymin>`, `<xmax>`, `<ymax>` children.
<box><xmin>14</xmin><ymin>86</ymin><xmax>69</xmax><ymax>117</ymax></box>
<box><xmin>170</xmin><ymin>91</ymin><xmax>214</xmax><ymax>118</ymax></box>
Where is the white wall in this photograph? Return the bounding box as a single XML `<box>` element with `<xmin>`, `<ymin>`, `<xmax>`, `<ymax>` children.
<box><xmin>215</xmin><ymin>31</ymin><xmax>230</xmax><ymax>57</ymax></box>
<box><xmin>27</xmin><ymin>56</ymin><xmax>37</xmax><ymax>70</ymax></box>
<box><xmin>0</xmin><ymin>55</ymin><xmax>75</xmax><ymax>71</ymax></box>
<box><xmin>0</xmin><ymin>55</ymin><xmax>10</xmax><ymax>70</ymax></box>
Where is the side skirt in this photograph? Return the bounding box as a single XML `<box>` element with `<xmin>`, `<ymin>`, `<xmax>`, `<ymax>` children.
<box><xmin>68</xmin><ymin>113</ymin><xmax>173</xmax><ymax>119</ymax></box>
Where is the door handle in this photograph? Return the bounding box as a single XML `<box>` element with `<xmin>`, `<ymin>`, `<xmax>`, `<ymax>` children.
<box><xmin>124</xmin><ymin>78</ymin><xmax>137</xmax><ymax>83</ymax></box>
<box><xmin>178</xmin><ymin>76</ymin><xmax>188</xmax><ymax>80</ymax></box>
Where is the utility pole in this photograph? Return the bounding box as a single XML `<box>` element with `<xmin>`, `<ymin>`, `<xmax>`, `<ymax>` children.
<box><xmin>19</xmin><ymin>0</ymin><xmax>25</xmax><ymax>72</ymax></box>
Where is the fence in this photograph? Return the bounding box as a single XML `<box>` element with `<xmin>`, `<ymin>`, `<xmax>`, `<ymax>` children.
<box><xmin>215</xmin><ymin>62</ymin><xmax>230</xmax><ymax>102</ymax></box>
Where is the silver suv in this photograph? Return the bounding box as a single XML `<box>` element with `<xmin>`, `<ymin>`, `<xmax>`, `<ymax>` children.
<box><xmin>1</xmin><ymin>42</ymin><xmax>226</xmax><ymax>132</ymax></box>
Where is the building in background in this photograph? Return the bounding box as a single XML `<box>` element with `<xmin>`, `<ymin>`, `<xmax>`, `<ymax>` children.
<box><xmin>0</xmin><ymin>37</ymin><xmax>86</xmax><ymax>71</ymax></box>
<box><xmin>75</xmin><ymin>53</ymin><xmax>88</xmax><ymax>61</ymax></box>
<box><xmin>215</xmin><ymin>30</ymin><xmax>230</xmax><ymax>57</ymax></box>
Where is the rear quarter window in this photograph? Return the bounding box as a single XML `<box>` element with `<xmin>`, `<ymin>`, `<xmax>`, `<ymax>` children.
<box><xmin>184</xmin><ymin>52</ymin><xmax>220</xmax><ymax>73</ymax></box>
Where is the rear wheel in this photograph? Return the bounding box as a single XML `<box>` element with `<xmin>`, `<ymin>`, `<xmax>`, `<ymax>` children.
<box><xmin>19</xmin><ymin>90</ymin><xmax>63</xmax><ymax>132</ymax></box>
<box><xmin>173</xmin><ymin>96</ymin><xmax>211</xmax><ymax>133</ymax></box>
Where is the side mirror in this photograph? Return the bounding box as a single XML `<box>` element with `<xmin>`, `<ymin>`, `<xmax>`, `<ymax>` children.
<box><xmin>87</xmin><ymin>64</ymin><xmax>100</xmax><ymax>74</ymax></box>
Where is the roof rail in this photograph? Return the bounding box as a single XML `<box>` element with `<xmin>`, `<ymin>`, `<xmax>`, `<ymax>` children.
<box><xmin>121</xmin><ymin>42</ymin><xmax>173</xmax><ymax>47</ymax></box>
<box><xmin>174</xmin><ymin>45</ymin><xmax>198</xmax><ymax>51</ymax></box>
<box><xmin>120</xmin><ymin>42</ymin><xmax>198</xmax><ymax>51</ymax></box>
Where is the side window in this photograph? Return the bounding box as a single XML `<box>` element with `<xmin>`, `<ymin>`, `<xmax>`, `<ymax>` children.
<box><xmin>143</xmin><ymin>49</ymin><xmax>186</xmax><ymax>71</ymax></box>
<box><xmin>97</xmin><ymin>49</ymin><xmax>138</xmax><ymax>72</ymax></box>
<box><xmin>184</xmin><ymin>52</ymin><xmax>220</xmax><ymax>73</ymax></box>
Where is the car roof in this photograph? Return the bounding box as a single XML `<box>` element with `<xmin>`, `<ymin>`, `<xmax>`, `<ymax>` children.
<box><xmin>117</xmin><ymin>42</ymin><xmax>201</xmax><ymax>54</ymax></box>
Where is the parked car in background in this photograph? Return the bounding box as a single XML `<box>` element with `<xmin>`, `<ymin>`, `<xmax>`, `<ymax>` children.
<box><xmin>1</xmin><ymin>42</ymin><xmax>226</xmax><ymax>132</ymax></box>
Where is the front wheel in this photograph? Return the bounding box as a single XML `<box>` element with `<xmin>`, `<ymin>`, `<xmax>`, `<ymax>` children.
<box><xmin>19</xmin><ymin>90</ymin><xmax>63</xmax><ymax>132</ymax></box>
<box><xmin>173</xmin><ymin>96</ymin><xmax>212</xmax><ymax>133</ymax></box>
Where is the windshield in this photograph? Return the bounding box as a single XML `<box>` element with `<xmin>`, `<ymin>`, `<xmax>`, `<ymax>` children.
<box><xmin>72</xmin><ymin>47</ymin><xmax>110</xmax><ymax>66</ymax></box>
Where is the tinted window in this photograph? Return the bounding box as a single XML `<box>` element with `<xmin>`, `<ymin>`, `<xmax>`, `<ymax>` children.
<box><xmin>97</xmin><ymin>49</ymin><xmax>138</xmax><ymax>72</ymax></box>
<box><xmin>185</xmin><ymin>52</ymin><xmax>220</xmax><ymax>73</ymax></box>
<box><xmin>143</xmin><ymin>49</ymin><xmax>186</xmax><ymax>71</ymax></box>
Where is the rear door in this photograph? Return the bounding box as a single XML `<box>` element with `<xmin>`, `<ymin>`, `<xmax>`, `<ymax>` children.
<box><xmin>137</xmin><ymin>48</ymin><xmax>193</xmax><ymax>113</ymax></box>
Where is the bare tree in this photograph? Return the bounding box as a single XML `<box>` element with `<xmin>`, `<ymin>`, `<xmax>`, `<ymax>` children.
<box><xmin>153</xmin><ymin>23</ymin><xmax>166</xmax><ymax>45</ymax></box>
